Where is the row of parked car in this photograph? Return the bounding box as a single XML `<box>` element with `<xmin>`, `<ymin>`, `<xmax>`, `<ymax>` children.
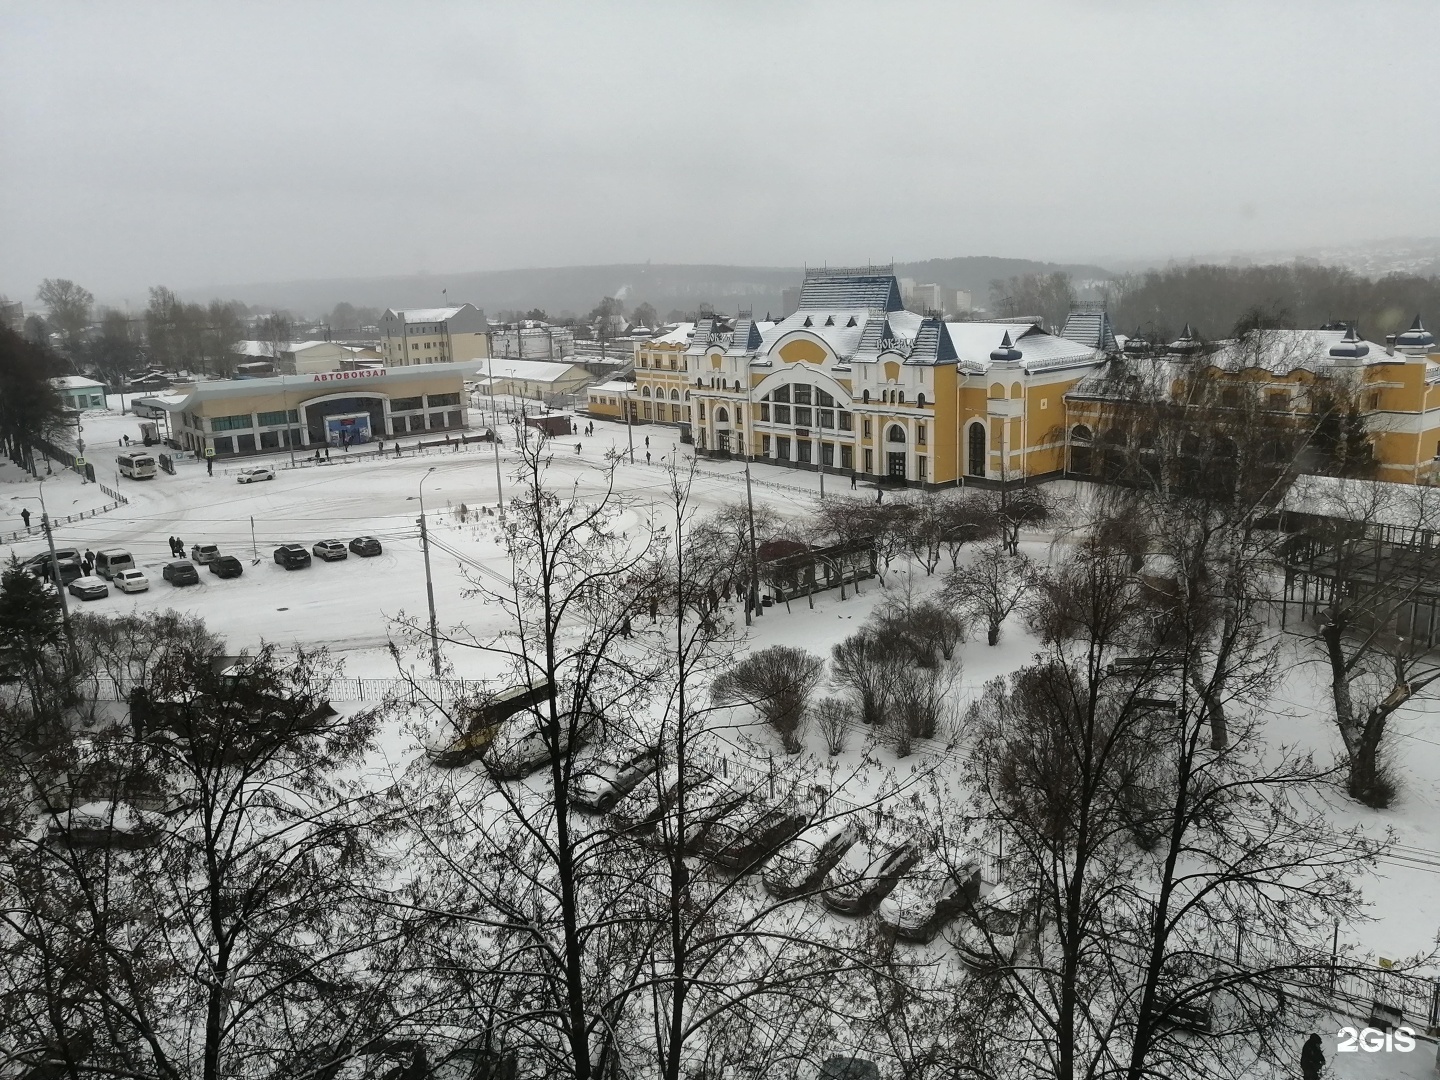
<box><xmin>429</xmin><ymin>709</ymin><xmax>1024</xmax><ymax>961</ymax></box>
<box><xmin>18</xmin><ymin>536</ymin><xmax>386</xmax><ymax>600</ymax></box>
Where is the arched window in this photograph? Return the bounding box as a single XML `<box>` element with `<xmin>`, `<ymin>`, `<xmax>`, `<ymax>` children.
<box><xmin>1069</xmin><ymin>425</ymin><xmax>1093</xmax><ymax>475</ymax></box>
<box><xmin>1011</xmin><ymin>382</ymin><xmax>1023</xmax><ymax>399</ymax></box>
<box><xmin>684</xmin><ymin>390</ymin><xmax>691</xmax><ymax>400</ymax></box>
<box><xmin>670</xmin><ymin>388</ymin><xmax>680</xmax><ymax>400</ymax></box>
<box><xmin>887</xmin><ymin>424</ymin><xmax>906</xmax><ymax>444</ymax></box>
<box><xmin>989</xmin><ymin>383</ymin><xmax>1004</xmax><ymax>399</ymax></box>
<box><xmin>642</xmin><ymin>386</ymin><xmax>651</xmax><ymax>397</ymax></box>
<box><xmin>917</xmin><ymin>392</ymin><xmax>926</xmax><ymax>407</ymax></box>
<box><xmin>715</xmin><ymin>406</ymin><xmax>730</xmax><ymax>424</ymax></box>
<box><xmin>863</xmin><ymin>389</ymin><xmax>870</xmax><ymax>404</ymax></box>
<box><xmin>898</xmin><ymin>391</ymin><xmax>906</xmax><ymax>404</ymax></box>
<box><xmin>968</xmin><ymin>423</ymin><xmax>987</xmax><ymax>477</ymax></box>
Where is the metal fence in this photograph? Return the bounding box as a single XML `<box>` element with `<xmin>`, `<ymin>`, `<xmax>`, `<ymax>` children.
<box><xmin>1</xmin><ymin>499</ymin><xmax>131</xmax><ymax>546</ymax></box>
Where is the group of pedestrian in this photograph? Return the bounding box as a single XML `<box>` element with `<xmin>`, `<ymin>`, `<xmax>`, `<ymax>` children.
<box><xmin>167</xmin><ymin>536</ymin><xmax>187</xmax><ymax>558</ymax></box>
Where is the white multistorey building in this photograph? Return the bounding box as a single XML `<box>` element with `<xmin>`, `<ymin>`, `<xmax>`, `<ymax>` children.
<box><xmin>380</xmin><ymin>305</ymin><xmax>491</xmax><ymax>367</ymax></box>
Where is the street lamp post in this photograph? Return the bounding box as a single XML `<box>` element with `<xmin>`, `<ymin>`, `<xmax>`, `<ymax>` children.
<box><xmin>486</xmin><ymin>353</ymin><xmax>504</xmax><ymax>520</ymax></box>
<box><xmin>742</xmin><ymin>377</ymin><xmax>762</xmax><ymax>624</ymax></box>
<box><xmin>417</xmin><ymin>467</ymin><xmax>442</xmax><ymax>678</ymax></box>
<box><xmin>12</xmin><ymin>485</ymin><xmax>76</xmax><ymax>664</ymax></box>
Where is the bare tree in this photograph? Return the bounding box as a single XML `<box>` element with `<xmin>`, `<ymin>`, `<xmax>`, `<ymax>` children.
<box><xmin>812</xmin><ymin>696</ymin><xmax>853</xmax><ymax>756</ymax></box>
<box><xmin>710</xmin><ymin>645</ymin><xmax>825</xmax><ymax>753</ymax></box>
<box><xmin>36</xmin><ymin>278</ymin><xmax>93</xmax><ymax>360</ymax></box>
<box><xmin>1284</xmin><ymin>477</ymin><xmax>1440</xmax><ymax>807</ymax></box>
<box><xmin>945</xmin><ymin>543</ymin><xmax>1032</xmax><ymax>646</ymax></box>
<box><xmin>966</xmin><ymin>537</ymin><xmax>1384</xmax><ymax>1080</ymax></box>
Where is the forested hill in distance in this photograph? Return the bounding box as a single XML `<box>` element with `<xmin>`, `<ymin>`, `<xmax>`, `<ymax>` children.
<box><xmin>176</xmin><ymin>256</ymin><xmax>1114</xmax><ymax>320</ymax></box>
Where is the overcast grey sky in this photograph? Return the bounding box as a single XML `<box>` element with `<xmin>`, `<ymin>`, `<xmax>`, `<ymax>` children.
<box><xmin>3</xmin><ymin>0</ymin><xmax>1437</xmax><ymax>302</ymax></box>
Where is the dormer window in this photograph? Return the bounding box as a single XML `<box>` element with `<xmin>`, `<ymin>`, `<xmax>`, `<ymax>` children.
<box><xmin>802</xmin><ymin>316</ymin><xmax>813</xmax><ymax>328</ymax></box>
<box><xmin>846</xmin><ymin>316</ymin><xmax>857</xmax><ymax>327</ymax></box>
<box><xmin>824</xmin><ymin>315</ymin><xmax>834</xmax><ymax>326</ymax></box>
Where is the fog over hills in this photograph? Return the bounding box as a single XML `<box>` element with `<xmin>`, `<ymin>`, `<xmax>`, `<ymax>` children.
<box><xmin>175</xmin><ymin>256</ymin><xmax>1114</xmax><ymax>320</ymax></box>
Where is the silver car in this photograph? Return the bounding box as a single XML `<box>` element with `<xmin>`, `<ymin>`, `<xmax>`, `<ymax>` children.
<box><xmin>952</xmin><ymin>882</ymin><xmax>1026</xmax><ymax>967</ymax></box>
<box><xmin>877</xmin><ymin>854</ymin><xmax>980</xmax><ymax>942</ymax></box>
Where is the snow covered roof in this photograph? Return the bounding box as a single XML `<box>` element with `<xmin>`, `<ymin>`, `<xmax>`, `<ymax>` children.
<box><xmin>1059</xmin><ymin>307</ymin><xmax>1119</xmax><ymax>352</ymax></box>
<box><xmin>484</xmin><ymin>360</ymin><xmax>587</xmax><ymax>384</ymax></box>
<box><xmin>1283</xmin><ymin>474</ymin><xmax>1440</xmax><ymax>532</ymax></box>
<box><xmin>390</xmin><ymin>307</ymin><xmax>465</xmax><ymax>323</ymax></box>
<box><xmin>796</xmin><ymin>270</ymin><xmax>904</xmax><ymax>312</ymax></box>
<box><xmin>648</xmin><ymin>322</ymin><xmax>695</xmax><ymax>346</ymax></box>
<box><xmin>1207</xmin><ymin>328</ymin><xmax>1392</xmax><ymax>375</ymax></box>
<box><xmin>591</xmin><ymin>380</ymin><xmax>634</xmax><ymax>394</ymax></box>
<box><xmin>945</xmin><ymin>322</ymin><xmax>1099</xmax><ymax>374</ymax></box>
<box><xmin>233</xmin><ymin>340</ymin><xmax>282</xmax><ymax>357</ymax></box>
<box><xmin>51</xmin><ymin>376</ymin><xmax>107</xmax><ymax>390</ymax></box>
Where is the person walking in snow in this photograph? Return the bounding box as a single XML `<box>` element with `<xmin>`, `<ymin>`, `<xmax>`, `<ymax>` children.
<box><xmin>1300</xmin><ymin>1033</ymin><xmax>1323</xmax><ymax>1080</ymax></box>
<box><xmin>20</xmin><ymin>508</ymin><xmax>30</xmax><ymax>529</ymax></box>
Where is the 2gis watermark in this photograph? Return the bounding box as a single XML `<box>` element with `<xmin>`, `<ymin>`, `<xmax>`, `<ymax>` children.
<box><xmin>1335</xmin><ymin>1025</ymin><xmax>1417</xmax><ymax>1053</ymax></box>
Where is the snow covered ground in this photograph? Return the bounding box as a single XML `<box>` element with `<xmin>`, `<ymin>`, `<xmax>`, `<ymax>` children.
<box><xmin>9</xmin><ymin>398</ymin><xmax>1440</xmax><ymax>1075</ymax></box>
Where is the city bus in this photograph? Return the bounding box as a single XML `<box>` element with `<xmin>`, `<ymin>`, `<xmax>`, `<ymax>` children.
<box><xmin>117</xmin><ymin>451</ymin><xmax>157</xmax><ymax>479</ymax></box>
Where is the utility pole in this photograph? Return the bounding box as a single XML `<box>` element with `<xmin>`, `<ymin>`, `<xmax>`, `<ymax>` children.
<box><xmin>486</xmin><ymin>353</ymin><xmax>504</xmax><ymax>520</ymax></box>
<box><xmin>744</xmin><ymin>438</ymin><xmax>761</xmax><ymax>624</ymax></box>
<box><xmin>40</xmin><ymin>510</ymin><xmax>77</xmax><ymax>667</ymax></box>
<box><xmin>818</xmin><ymin>437</ymin><xmax>826</xmax><ymax>498</ymax></box>
<box><xmin>418</xmin><ymin>467</ymin><xmax>442</xmax><ymax>678</ymax></box>
<box><xmin>625</xmin><ymin>385</ymin><xmax>635</xmax><ymax>463</ymax></box>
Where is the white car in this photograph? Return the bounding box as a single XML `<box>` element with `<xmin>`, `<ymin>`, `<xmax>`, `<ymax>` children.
<box><xmin>113</xmin><ymin>568</ymin><xmax>150</xmax><ymax>594</ymax></box>
<box><xmin>236</xmin><ymin>466</ymin><xmax>275</xmax><ymax>484</ymax></box>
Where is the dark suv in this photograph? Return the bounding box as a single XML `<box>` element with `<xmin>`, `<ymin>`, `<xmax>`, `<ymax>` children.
<box><xmin>210</xmin><ymin>555</ymin><xmax>244</xmax><ymax>578</ymax></box>
<box><xmin>273</xmin><ymin>544</ymin><xmax>311</xmax><ymax>570</ymax></box>
<box><xmin>162</xmin><ymin>560</ymin><xmax>200</xmax><ymax>586</ymax></box>
<box><xmin>349</xmin><ymin>536</ymin><xmax>383</xmax><ymax>557</ymax></box>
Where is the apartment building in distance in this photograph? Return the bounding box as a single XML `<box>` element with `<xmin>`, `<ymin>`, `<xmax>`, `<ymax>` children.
<box><xmin>380</xmin><ymin>305</ymin><xmax>490</xmax><ymax>367</ymax></box>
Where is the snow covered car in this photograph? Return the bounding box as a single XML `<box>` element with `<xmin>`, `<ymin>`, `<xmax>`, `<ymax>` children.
<box><xmin>44</xmin><ymin>801</ymin><xmax>162</xmax><ymax>850</ymax></box>
<box><xmin>67</xmin><ymin>575</ymin><xmax>109</xmax><ymax>601</ymax></box>
<box><xmin>113</xmin><ymin>568</ymin><xmax>150</xmax><ymax>594</ymax></box>
<box><xmin>821</xmin><ymin>834</ymin><xmax>921</xmax><ymax>915</ymax></box>
<box><xmin>349</xmin><ymin>535</ymin><xmax>383</xmax><ymax>557</ymax></box>
<box><xmin>486</xmin><ymin>718</ymin><xmax>591</xmax><ymax>780</ymax></box>
<box><xmin>236</xmin><ymin>466</ymin><xmax>274</xmax><ymax>483</ymax></box>
<box><xmin>877</xmin><ymin>854</ymin><xmax>981</xmax><ymax>943</ymax></box>
<box><xmin>190</xmin><ymin>542</ymin><xmax>221</xmax><ymax>565</ymax></box>
<box><xmin>952</xmin><ymin>882</ymin><xmax>1027</xmax><ymax>967</ymax></box>
<box><xmin>25</xmin><ymin>549</ymin><xmax>82</xmax><ymax>584</ymax></box>
<box><xmin>763</xmin><ymin>820</ymin><xmax>860</xmax><ymax>899</ymax></box>
<box><xmin>611</xmin><ymin>765</ymin><xmax>733</xmax><ymax>842</ymax></box>
<box><xmin>162</xmin><ymin>559</ymin><xmax>200</xmax><ymax>586</ymax></box>
<box><xmin>571</xmin><ymin>748</ymin><xmax>659</xmax><ymax>813</ymax></box>
<box><xmin>312</xmin><ymin>539</ymin><xmax>348</xmax><ymax>561</ymax></box>
<box><xmin>704</xmin><ymin>804</ymin><xmax>808</xmax><ymax>871</ymax></box>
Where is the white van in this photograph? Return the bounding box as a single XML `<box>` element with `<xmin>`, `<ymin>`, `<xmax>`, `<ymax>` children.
<box><xmin>117</xmin><ymin>452</ymin><xmax>157</xmax><ymax>480</ymax></box>
<box><xmin>94</xmin><ymin>548</ymin><xmax>136</xmax><ymax>580</ymax></box>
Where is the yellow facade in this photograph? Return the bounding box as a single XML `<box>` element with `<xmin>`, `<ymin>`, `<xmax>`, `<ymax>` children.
<box><xmin>660</xmin><ymin>276</ymin><xmax>1105</xmax><ymax>488</ymax></box>
<box><xmin>1064</xmin><ymin>324</ymin><xmax>1440</xmax><ymax>486</ymax></box>
<box><xmin>633</xmin><ymin>326</ymin><xmax>694</xmax><ymax>425</ymax></box>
